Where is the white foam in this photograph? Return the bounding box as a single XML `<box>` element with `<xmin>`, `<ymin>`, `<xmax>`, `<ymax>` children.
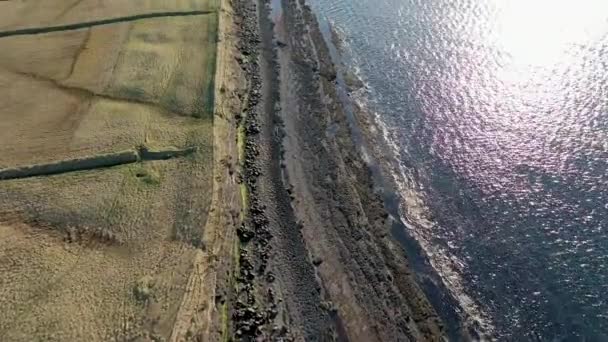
<box><xmin>361</xmin><ymin>95</ymin><xmax>497</xmax><ymax>339</ymax></box>
<box><xmin>334</xmin><ymin>24</ymin><xmax>497</xmax><ymax>339</ymax></box>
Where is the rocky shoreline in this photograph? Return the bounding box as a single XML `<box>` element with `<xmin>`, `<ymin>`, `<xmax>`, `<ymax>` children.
<box><xmin>230</xmin><ymin>0</ymin><xmax>265</xmax><ymax>336</ymax></box>
<box><xmin>231</xmin><ymin>0</ymin><xmax>298</xmax><ymax>339</ymax></box>
<box><xmin>228</xmin><ymin>0</ymin><xmax>446</xmax><ymax>340</ymax></box>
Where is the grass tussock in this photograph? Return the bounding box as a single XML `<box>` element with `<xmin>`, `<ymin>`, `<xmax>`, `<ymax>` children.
<box><xmin>132</xmin><ymin>166</ymin><xmax>162</xmax><ymax>185</ymax></box>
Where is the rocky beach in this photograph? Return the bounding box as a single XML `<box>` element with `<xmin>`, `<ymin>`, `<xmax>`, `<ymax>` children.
<box><xmin>226</xmin><ymin>0</ymin><xmax>445</xmax><ymax>340</ymax></box>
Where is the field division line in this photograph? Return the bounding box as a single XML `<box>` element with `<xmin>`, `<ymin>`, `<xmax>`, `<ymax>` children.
<box><xmin>0</xmin><ymin>146</ymin><xmax>198</xmax><ymax>181</ymax></box>
<box><xmin>0</xmin><ymin>10</ymin><xmax>215</xmax><ymax>39</ymax></box>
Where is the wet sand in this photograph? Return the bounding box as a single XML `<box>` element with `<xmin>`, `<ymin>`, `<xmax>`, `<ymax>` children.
<box><xmin>229</xmin><ymin>0</ymin><xmax>446</xmax><ymax>340</ymax></box>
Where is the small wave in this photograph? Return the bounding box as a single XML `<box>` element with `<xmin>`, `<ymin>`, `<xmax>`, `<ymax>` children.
<box><xmin>315</xmin><ymin>1</ymin><xmax>498</xmax><ymax>335</ymax></box>
<box><xmin>376</xmin><ymin>109</ymin><xmax>496</xmax><ymax>339</ymax></box>
<box><xmin>353</xmin><ymin>89</ymin><xmax>497</xmax><ymax>339</ymax></box>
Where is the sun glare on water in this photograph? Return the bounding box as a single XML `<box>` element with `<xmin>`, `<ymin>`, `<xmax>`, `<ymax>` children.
<box><xmin>427</xmin><ymin>0</ymin><xmax>608</xmax><ymax>192</ymax></box>
<box><xmin>493</xmin><ymin>0</ymin><xmax>608</xmax><ymax>67</ymax></box>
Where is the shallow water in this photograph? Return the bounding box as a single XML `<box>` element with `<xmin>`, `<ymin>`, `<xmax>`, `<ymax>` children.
<box><xmin>307</xmin><ymin>0</ymin><xmax>608</xmax><ymax>340</ymax></box>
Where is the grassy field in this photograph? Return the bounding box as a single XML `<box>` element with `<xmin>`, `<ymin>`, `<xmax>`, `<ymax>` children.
<box><xmin>0</xmin><ymin>0</ymin><xmax>219</xmax><ymax>31</ymax></box>
<box><xmin>0</xmin><ymin>5</ymin><xmax>218</xmax><ymax>167</ymax></box>
<box><xmin>0</xmin><ymin>0</ymin><xmax>219</xmax><ymax>340</ymax></box>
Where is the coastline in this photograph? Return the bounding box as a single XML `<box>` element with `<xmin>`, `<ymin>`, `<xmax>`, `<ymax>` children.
<box><xmin>3</xmin><ymin>0</ymin><xmax>604</xmax><ymax>340</ymax></box>
<box><xmin>169</xmin><ymin>0</ymin><xmax>244</xmax><ymax>339</ymax></box>
<box><xmin>226</xmin><ymin>0</ymin><xmax>446</xmax><ymax>340</ymax></box>
<box><xmin>319</xmin><ymin>14</ymin><xmax>493</xmax><ymax>340</ymax></box>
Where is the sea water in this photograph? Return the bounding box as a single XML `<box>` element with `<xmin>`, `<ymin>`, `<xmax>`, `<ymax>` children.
<box><xmin>307</xmin><ymin>0</ymin><xmax>608</xmax><ymax>340</ymax></box>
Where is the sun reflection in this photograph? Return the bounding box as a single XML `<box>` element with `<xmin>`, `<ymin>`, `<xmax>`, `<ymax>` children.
<box><xmin>429</xmin><ymin>0</ymin><xmax>608</xmax><ymax>193</ymax></box>
<box><xmin>493</xmin><ymin>0</ymin><xmax>608</xmax><ymax>66</ymax></box>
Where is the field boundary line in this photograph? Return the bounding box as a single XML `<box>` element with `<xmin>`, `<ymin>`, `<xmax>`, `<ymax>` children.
<box><xmin>0</xmin><ymin>10</ymin><xmax>215</xmax><ymax>38</ymax></box>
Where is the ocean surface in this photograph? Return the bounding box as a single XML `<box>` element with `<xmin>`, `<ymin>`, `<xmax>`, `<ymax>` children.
<box><xmin>306</xmin><ymin>0</ymin><xmax>608</xmax><ymax>340</ymax></box>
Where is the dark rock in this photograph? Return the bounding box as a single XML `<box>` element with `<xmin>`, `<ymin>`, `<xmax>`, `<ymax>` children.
<box><xmin>237</xmin><ymin>226</ymin><xmax>255</xmax><ymax>242</ymax></box>
<box><xmin>267</xmin><ymin>308</ymin><xmax>278</xmax><ymax>319</ymax></box>
<box><xmin>266</xmin><ymin>272</ymin><xmax>276</xmax><ymax>283</ymax></box>
<box><xmin>312</xmin><ymin>257</ymin><xmax>323</xmax><ymax>266</ymax></box>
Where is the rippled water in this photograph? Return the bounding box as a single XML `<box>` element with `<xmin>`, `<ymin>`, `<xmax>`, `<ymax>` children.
<box><xmin>307</xmin><ymin>0</ymin><xmax>608</xmax><ymax>340</ymax></box>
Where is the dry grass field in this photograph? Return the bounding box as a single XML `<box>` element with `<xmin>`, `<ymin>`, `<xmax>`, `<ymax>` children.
<box><xmin>0</xmin><ymin>0</ymin><xmax>223</xmax><ymax>340</ymax></box>
<box><xmin>0</xmin><ymin>2</ymin><xmax>218</xmax><ymax>167</ymax></box>
<box><xmin>0</xmin><ymin>0</ymin><xmax>218</xmax><ymax>31</ymax></box>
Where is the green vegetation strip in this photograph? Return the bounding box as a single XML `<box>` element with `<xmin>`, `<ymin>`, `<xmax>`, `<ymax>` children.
<box><xmin>0</xmin><ymin>10</ymin><xmax>215</xmax><ymax>38</ymax></box>
<box><xmin>0</xmin><ymin>150</ymin><xmax>139</xmax><ymax>180</ymax></box>
<box><xmin>237</xmin><ymin>124</ymin><xmax>249</xmax><ymax>215</ymax></box>
<box><xmin>0</xmin><ymin>146</ymin><xmax>197</xmax><ymax>180</ymax></box>
<box><xmin>203</xmin><ymin>13</ymin><xmax>220</xmax><ymax>117</ymax></box>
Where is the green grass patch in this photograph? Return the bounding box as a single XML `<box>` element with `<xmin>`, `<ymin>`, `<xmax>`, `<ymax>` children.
<box><xmin>109</xmin><ymin>12</ymin><xmax>220</xmax><ymax>119</ymax></box>
<box><xmin>237</xmin><ymin>124</ymin><xmax>246</xmax><ymax>163</ymax></box>
<box><xmin>130</xmin><ymin>165</ymin><xmax>162</xmax><ymax>186</ymax></box>
<box><xmin>202</xmin><ymin>12</ymin><xmax>219</xmax><ymax>118</ymax></box>
<box><xmin>220</xmin><ymin>236</ymin><xmax>241</xmax><ymax>342</ymax></box>
<box><xmin>237</xmin><ymin>118</ymin><xmax>249</xmax><ymax>217</ymax></box>
<box><xmin>220</xmin><ymin>300</ymin><xmax>230</xmax><ymax>342</ymax></box>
